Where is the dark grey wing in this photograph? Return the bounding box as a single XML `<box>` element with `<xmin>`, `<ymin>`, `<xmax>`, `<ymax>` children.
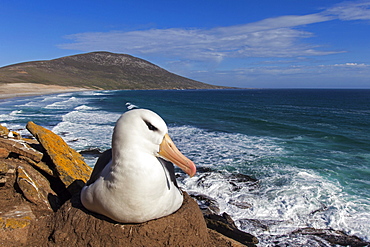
<box><xmin>86</xmin><ymin>149</ymin><xmax>112</xmax><ymax>186</ymax></box>
<box><xmin>157</xmin><ymin>157</ymin><xmax>179</xmax><ymax>190</ymax></box>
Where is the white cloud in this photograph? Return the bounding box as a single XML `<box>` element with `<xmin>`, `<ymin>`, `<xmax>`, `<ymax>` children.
<box><xmin>332</xmin><ymin>62</ymin><xmax>369</xmax><ymax>67</ymax></box>
<box><xmin>58</xmin><ymin>1</ymin><xmax>370</xmax><ymax>63</ymax></box>
<box><xmin>192</xmin><ymin>62</ymin><xmax>370</xmax><ymax>79</ymax></box>
<box><xmin>189</xmin><ymin>62</ymin><xmax>370</xmax><ymax>88</ymax></box>
<box><xmin>59</xmin><ymin>13</ymin><xmax>339</xmax><ymax>62</ymax></box>
<box><xmin>326</xmin><ymin>1</ymin><xmax>370</xmax><ymax>20</ymax></box>
<box><xmin>56</xmin><ymin>0</ymin><xmax>370</xmax><ymax>88</ymax></box>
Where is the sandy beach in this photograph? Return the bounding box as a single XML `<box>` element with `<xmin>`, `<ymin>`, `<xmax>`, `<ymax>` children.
<box><xmin>0</xmin><ymin>83</ymin><xmax>88</xmax><ymax>100</ymax></box>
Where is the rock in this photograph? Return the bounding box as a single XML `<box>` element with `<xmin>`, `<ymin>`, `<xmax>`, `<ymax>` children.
<box><xmin>0</xmin><ymin>160</ymin><xmax>9</xmax><ymax>175</ymax></box>
<box><xmin>190</xmin><ymin>192</ymin><xmax>220</xmax><ymax>215</ymax></box>
<box><xmin>26</xmin><ymin>121</ymin><xmax>92</xmax><ymax>194</ymax></box>
<box><xmin>0</xmin><ymin>148</ymin><xmax>9</xmax><ymax>158</ymax></box>
<box><xmin>0</xmin><ymin>138</ymin><xmax>43</xmax><ymax>162</ymax></box>
<box><xmin>0</xmin><ymin>157</ymin><xmax>55</xmax><ymax>247</ymax></box>
<box><xmin>190</xmin><ymin>188</ymin><xmax>259</xmax><ymax>246</ymax></box>
<box><xmin>79</xmin><ymin>148</ymin><xmax>102</xmax><ymax>155</ymax></box>
<box><xmin>227</xmin><ymin>173</ymin><xmax>259</xmax><ymax>192</ymax></box>
<box><xmin>205</xmin><ymin>213</ymin><xmax>259</xmax><ymax>247</ymax></box>
<box><xmin>51</xmin><ymin>192</ymin><xmax>229</xmax><ymax>246</ymax></box>
<box><xmin>292</xmin><ymin>228</ymin><xmax>370</xmax><ymax>247</ymax></box>
<box><xmin>193</xmin><ymin>170</ymin><xmax>258</xmax><ymax>194</ymax></box>
<box><xmin>8</xmin><ymin>131</ymin><xmax>22</xmax><ymax>139</ymax></box>
<box><xmin>228</xmin><ymin>199</ymin><xmax>252</xmax><ymax>209</ymax></box>
<box><xmin>0</xmin><ymin>204</ymin><xmax>35</xmax><ymax>245</ymax></box>
<box><xmin>237</xmin><ymin>218</ymin><xmax>270</xmax><ymax>232</ymax></box>
<box><xmin>16</xmin><ymin>164</ymin><xmax>59</xmax><ymax>210</ymax></box>
<box><xmin>0</xmin><ymin>124</ymin><xmax>10</xmax><ymax>138</ymax></box>
<box><xmin>0</xmin><ymin>160</ymin><xmax>10</xmax><ymax>184</ymax></box>
<box><xmin>0</xmin><ymin>125</ymin><xmax>261</xmax><ymax>246</ymax></box>
<box><xmin>208</xmin><ymin>230</ymin><xmax>249</xmax><ymax>247</ymax></box>
<box><xmin>20</xmin><ymin>156</ymin><xmax>54</xmax><ymax>177</ymax></box>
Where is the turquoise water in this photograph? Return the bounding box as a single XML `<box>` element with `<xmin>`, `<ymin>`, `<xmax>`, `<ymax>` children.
<box><xmin>1</xmin><ymin>89</ymin><xmax>370</xmax><ymax>245</ymax></box>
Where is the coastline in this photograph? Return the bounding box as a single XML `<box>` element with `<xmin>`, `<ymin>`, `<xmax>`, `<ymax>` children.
<box><xmin>0</xmin><ymin>83</ymin><xmax>89</xmax><ymax>100</ymax></box>
<box><xmin>1</xmin><ymin>88</ymin><xmax>370</xmax><ymax>245</ymax></box>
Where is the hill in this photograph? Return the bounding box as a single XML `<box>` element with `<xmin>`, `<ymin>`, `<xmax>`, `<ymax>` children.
<box><xmin>0</xmin><ymin>52</ymin><xmax>226</xmax><ymax>90</ymax></box>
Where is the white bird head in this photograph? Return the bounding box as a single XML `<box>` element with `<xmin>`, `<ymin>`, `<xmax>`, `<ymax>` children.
<box><xmin>112</xmin><ymin>109</ymin><xmax>196</xmax><ymax>177</ymax></box>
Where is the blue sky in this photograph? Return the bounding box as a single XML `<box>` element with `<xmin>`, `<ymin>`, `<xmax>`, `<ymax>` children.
<box><xmin>1</xmin><ymin>0</ymin><xmax>370</xmax><ymax>88</ymax></box>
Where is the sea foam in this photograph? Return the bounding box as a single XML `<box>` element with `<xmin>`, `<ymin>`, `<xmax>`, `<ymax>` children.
<box><xmin>170</xmin><ymin>126</ymin><xmax>370</xmax><ymax>243</ymax></box>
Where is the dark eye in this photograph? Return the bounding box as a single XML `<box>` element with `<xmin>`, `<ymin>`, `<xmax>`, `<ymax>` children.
<box><xmin>144</xmin><ymin>120</ymin><xmax>158</xmax><ymax>131</ymax></box>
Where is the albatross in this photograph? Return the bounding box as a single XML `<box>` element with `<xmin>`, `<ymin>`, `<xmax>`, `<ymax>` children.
<box><xmin>81</xmin><ymin>109</ymin><xmax>196</xmax><ymax>223</ymax></box>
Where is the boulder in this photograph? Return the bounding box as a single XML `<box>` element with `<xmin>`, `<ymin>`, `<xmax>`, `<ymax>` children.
<box><xmin>20</xmin><ymin>156</ymin><xmax>54</xmax><ymax>177</ymax></box>
<box><xmin>26</xmin><ymin>121</ymin><xmax>92</xmax><ymax>193</ymax></box>
<box><xmin>0</xmin><ymin>124</ymin><xmax>10</xmax><ymax>138</ymax></box>
<box><xmin>0</xmin><ymin>204</ymin><xmax>36</xmax><ymax>245</ymax></box>
<box><xmin>0</xmin><ymin>148</ymin><xmax>9</xmax><ymax>159</ymax></box>
<box><xmin>0</xmin><ymin>157</ymin><xmax>38</xmax><ymax>245</ymax></box>
<box><xmin>16</xmin><ymin>164</ymin><xmax>59</xmax><ymax>211</ymax></box>
<box><xmin>292</xmin><ymin>228</ymin><xmax>370</xmax><ymax>247</ymax></box>
<box><xmin>0</xmin><ymin>138</ymin><xmax>43</xmax><ymax>162</ymax></box>
<box><xmin>0</xmin><ymin>159</ymin><xmax>10</xmax><ymax>184</ymax></box>
<box><xmin>190</xmin><ymin>192</ymin><xmax>220</xmax><ymax>215</ymax></box>
<box><xmin>205</xmin><ymin>213</ymin><xmax>258</xmax><ymax>247</ymax></box>
<box><xmin>51</xmin><ymin>192</ymin><xmax>224</xmax><ymax>246</ymax></box>
<box><xmin>0</xmin><ymin>160</ymin><xmax>9</xmax><ymax>175</ymax></box>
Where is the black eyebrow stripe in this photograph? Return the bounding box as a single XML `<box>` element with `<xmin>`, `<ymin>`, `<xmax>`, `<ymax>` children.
<box><xmin>144</xmin><ymin>119</ymin><xmax>158</xmax><ymax>131</ymax></box>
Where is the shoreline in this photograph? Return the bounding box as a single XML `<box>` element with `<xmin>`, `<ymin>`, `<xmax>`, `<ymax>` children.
<box><xmin>0</xmin><ymin>83</ymin><xmax>89</xmax><ymax>100</ymax></box>
<box><xmin>0</xmin><ymin>83</ymin><xmax>233</xmax><ymax>101</ymax></box>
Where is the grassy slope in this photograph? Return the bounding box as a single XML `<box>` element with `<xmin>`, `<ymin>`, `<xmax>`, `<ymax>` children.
<box><xmin>0</xmin><ymin>52</ymin><xmax>227</xmax><ymax>90</ymax></box>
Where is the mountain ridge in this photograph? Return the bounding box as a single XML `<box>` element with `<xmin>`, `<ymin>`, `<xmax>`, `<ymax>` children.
<box><xmin>0</xmin><ymin>52</ymin><xmax>227</xmax><ymax>90</ymax></box>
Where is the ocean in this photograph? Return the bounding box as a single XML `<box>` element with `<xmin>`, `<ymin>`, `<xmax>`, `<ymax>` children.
<box><xmin>1</xmin><ymin>89</ymin><xmax>369</xmax><ymax>245</ymax></box>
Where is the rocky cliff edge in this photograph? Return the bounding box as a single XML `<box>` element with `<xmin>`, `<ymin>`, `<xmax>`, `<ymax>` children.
<box><xmin>0</xmin><ymin>123</ymin><xmax>257</xmax><ymax>247</ymax></box>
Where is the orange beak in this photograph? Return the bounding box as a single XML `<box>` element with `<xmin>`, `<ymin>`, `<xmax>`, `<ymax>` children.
<box><xmin>158</xmin><ymin>133</ymin><xmax>196</xmax><ymax>177</ymax></box>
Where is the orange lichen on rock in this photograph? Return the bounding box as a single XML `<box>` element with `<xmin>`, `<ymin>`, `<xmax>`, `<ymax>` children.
<box><xmin>0</xmin><ymin>124</ymin><xmax>10</xmax><ymax>138</ymax></box>
<box><xmin>0</xmin><ymin>204</ymin><xmax>36</xmax><ymax>244</ymax></box>
<box><xmin>26</xmin><ymin>121</ymin><xmax>92</xmax><ymax>191</ymax></box>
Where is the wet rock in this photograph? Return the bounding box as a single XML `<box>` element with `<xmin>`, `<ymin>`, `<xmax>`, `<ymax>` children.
<box><xmin>205</xmin><ymin>212</ymin><xmax>259</xmax><ymax>247</ymax></box>
<box><xmin>190</xmin><ymin>192</ymin><xmax>220</xmax><ymax>215</ymax></box>
<box><xmin>194</xmin><ymin>170</ymin><xmax>259</xmax><ymax>193</ymax></box>
<box><xmin>228</xmin><ymin>173</ymin><xmax>258</xmax><ymax>184</ymax></box>
<box><xmin>228</xmin><ymin>199</ymin><xmax>252</xmax><ymax>209</ymax></box>
<box><xmin>237</xmin><ymin>218</ymin><xmax>270</xmax><ymax>232</ymax></box>
<box><xmin>292</xmin><ymin>228</ymin><xmax>370</xmax><ymax>247</ymax></box>
<box><xmin>26</xmin><ymin>121</ymin><xmax>92</xmax><ymax>194</ymax></box>
<box><xmin>196</xmin><ymin>166</ymin><xmax>216</xmax><ymax>173</ymax></box>
<box><xmin>188</xmin><ymin>171</ymin><xmax>260</xmax><ymax>246</ymax></box>
<box><xmin>227</xmin><ymin>173</ymin><xmax>259</xmax><ymax>192</ymax></box>
<box><xmin>0</xmin><ymin>138</ymin><xmax>43</xmax><ymax>162</ymax></box>
<box><xmin>79</xmin><ymin>147</ymin><xmax>102</xmax><ymax>155</ymax></box>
